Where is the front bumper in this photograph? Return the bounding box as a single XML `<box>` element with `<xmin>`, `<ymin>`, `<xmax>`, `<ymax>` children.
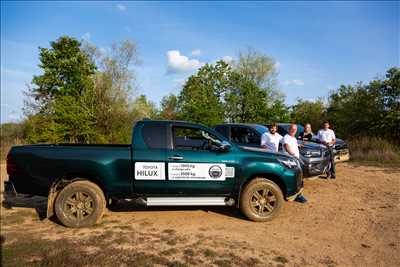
<box><xmin>334</xmin><ymin>149</ymin><xmax>350</xmax><ymax>162</ymax></box>
<box><xmin>301</xmin><ymin>155</ymin><xmax>330</xmax><ymax>177</ymax></box>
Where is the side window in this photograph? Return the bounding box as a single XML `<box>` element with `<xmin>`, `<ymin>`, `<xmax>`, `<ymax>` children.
<box><xmin>231</xmin><ymin>126</ymin><xmax>260</xmax><ymax>145</ymax></box>
<box><xmin>215</xmin><ymin>125</ymin><xmax>229</xmax><ymax>139</ymax></box>
<box><xmin>173</xmin><ymin>126</ymin><xmax>221</xmax><ymax>151</ymax></box>
<box><xmin>142</xmin><ymin>124</ymin><xmax>167</xmax><ymax>149</ymax></box>
<box><xmin>277</xmin><ymin>126</ymin><xmax>287</xmax><ymax>137</ymax></box>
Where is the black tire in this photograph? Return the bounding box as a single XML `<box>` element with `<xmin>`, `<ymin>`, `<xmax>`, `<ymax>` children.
<box><xmin>54</xmin><ymin>180</ymin><xmax>106</xmax><ymax>228</ymax></box>
<box><xmin>240</xmin><ymin>178</ymin><xmax>284</xmax><ymax>222</ymax></box>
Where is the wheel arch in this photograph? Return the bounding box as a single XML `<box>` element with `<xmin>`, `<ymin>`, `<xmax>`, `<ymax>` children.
<box><xmin>46</xmin><ymin>174</ymin><xmax>107</xmax><ymax>219</ymax></box>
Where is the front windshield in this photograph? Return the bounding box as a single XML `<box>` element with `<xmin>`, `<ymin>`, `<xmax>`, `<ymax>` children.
<box><xmin>253</xmin><ymin>125</ymin><xmax>269</xmax><ymax>135</ymax></box>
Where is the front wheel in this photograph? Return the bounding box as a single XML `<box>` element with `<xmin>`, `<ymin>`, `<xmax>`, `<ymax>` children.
<box><xmin>240</xmin><ymin>178</ymin><xmax>284</xmax><ymax>222</ymax></box>
<box><xmin>54</xmin><ymin>180</ymin><xmax>106</xmax><ymax>228</ymax></box>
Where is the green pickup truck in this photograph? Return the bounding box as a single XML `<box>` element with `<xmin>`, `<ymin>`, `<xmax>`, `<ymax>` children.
<box><xmin>5</xmin><ymin>120</ymin><xmax>303</xmax><ymax>227</ymax></box>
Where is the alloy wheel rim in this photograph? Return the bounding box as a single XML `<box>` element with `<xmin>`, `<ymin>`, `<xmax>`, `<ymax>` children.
<box><xmin>250</xmin><ymin>187</ymin><xmax>277</xmax><ymax>216</ymax></box>
<box><xmin>64</xmin><ymin>191</ymin><xmax>94</xmax><ymax>221</ymax></box>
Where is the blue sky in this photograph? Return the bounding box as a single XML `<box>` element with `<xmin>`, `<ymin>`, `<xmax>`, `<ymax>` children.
<box><xmin>1</xmin><ymin>1</ymin><xmax>398</xmax><ymax>123</ymax></box>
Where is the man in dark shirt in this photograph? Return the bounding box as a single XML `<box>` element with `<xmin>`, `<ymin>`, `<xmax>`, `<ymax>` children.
<box><xmin>298</xmin><ymin>123</ymin><xmax>313</xmax><ymax>141</ymax></box>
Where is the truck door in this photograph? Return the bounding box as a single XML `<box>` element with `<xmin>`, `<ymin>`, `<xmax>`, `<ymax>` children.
<box><xmin>165</xmin><ymin>124</ymin><xmax>239</xmax><ymax>195</ymax></box>
<box><xmin>132</xmin><ymin>122</ymin><xmax>169</xmax><ymax>195</ymax></box>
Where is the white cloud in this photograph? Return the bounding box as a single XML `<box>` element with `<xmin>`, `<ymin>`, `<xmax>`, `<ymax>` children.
<box><xmin>222</xmin><ymin>56</ymin><xmax>233</xmax><ymax>63</ymax></box>
<box><xmin>275</xmin><ymin>61</ymin><xmax>281</xmax><ymax>70</ymax></box>
<box><xmin>166</xmin><ymin>50</ymin><xmax>204</xmax><ymax>74</ymax></box>
<box><xmin>173</xmin><ymin>78</ymin><xmax>187</xmax><ymax>86</ymax></box>
<box><xmin>191</xmin><ymin>49</ymin><xmax>201</xmax><ymax>56</ymax></box>
<box><xmin>82</xmin><ymin>32</ymin><xmax>91</xmax><ymax>41</ymax></box>
<box><xmin>116</xmin><ymin>4</ymin><xmax>127</xmax><ymax>11</ymax></box>
<box><xmin>283</xmin><ymin>79</ymin><xmax>305</xmax><ymax>86</ymax></box>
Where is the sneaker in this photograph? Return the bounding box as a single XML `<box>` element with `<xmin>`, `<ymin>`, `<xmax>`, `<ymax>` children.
<box><xmin>330</xmin><ymin>175</ymin><xmax>336</xmax><ymax>179</ymax></box>
<box><xmin>295</xmin><ymin>195</ymin><xmax>308</xmax><ymax>203</ymax></box>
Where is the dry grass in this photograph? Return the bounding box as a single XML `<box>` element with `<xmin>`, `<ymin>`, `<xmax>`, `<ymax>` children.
<box><xmin>348</xmin><ymin>136</ymin><xmax>400</xmax><ymax>164</ymax></box>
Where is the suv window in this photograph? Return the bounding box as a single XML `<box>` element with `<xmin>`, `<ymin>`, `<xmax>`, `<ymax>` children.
<box><xmin>214</xmin><ymin>125</ymin><xmax>229</xmax><ymax>139</ymax></box>
<box><xmin>142</xmin><ymin>123</ymin><xmax>167</xmax><ymax>149</ymax></box>
<box><xmin>231</xmin><ymin>126</ymin><xmax>260</xmax><ymax>145</ymax></box>
<box><xmin>172</xmin><ymin>126</ymin><xmax>221</xmax><ymax>151</ymax></box>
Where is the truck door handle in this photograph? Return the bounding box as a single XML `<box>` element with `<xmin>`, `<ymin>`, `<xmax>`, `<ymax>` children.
<box><xmin>168</xmin><ymin>156</ymin><xmax>184</xmax><ymax>160</ymax></box>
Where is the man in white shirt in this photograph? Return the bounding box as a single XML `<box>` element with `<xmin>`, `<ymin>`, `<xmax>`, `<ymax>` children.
<box><xmin>261</xmin><ymin>123</ymin><xmax>283</xmax><ymax>152</ymax></box>
<box><xmin>283</xmin><ymin>123</ymin><xmax>307</xmax><ymax>203</ymax></box>
<box><xmin>317</xmin><ymin>121</ymin><xmax>336</xmax><ymax>179</ymax></box>
<box><xmin>283</xmin><ymin>124</ymin><xmax>300</xmax><ymax>158</ymax></box>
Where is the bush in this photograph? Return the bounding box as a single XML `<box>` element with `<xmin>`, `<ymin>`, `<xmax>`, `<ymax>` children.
<box><xmin>348</xmin><ymin>136</ymin><xmax>400</xmax><ymax>164</ymax></box>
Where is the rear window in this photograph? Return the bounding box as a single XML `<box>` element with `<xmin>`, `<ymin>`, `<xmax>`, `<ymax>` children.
<box><xmin>142</xmin><ymin>124</ymin><xmax>167</xmax><ymax>149</ymax></box>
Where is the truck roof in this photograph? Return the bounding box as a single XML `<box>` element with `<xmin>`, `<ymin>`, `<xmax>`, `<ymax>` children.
<box><xmin>138</xmin><ymin>119</ymin><xmax>210</xmax><ymax>129</ymax></box>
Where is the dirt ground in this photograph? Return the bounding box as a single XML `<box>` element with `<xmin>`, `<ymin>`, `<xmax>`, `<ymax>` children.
<box><xmin>0</xmin><ymin>163</ymin><xmax>399</xmax><ymax>267</ymax></box>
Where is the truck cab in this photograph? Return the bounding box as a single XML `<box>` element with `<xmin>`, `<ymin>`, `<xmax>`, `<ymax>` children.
<box><xmin>5</xmin><ymin>120</ymin><xmax>303</xmax><ymax>227</ymax></box>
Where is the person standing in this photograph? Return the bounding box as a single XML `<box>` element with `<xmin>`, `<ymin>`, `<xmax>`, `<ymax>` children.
<box><xmin>261</xmin><ymin>123</ymin><xmax>283</xmax><ymax>152</ymax></box>
<box><xmin>298</xmin><ymin>123</ymin><xmax>313</xmax><ymax>141</ymax></box>
<box><xmin>283</xmin><ymin>124</ymin><xmax>300</xmax><ymax>158</ymax></box>
<box><xmin>283</xmin><ymin>123</ymin><xmax>307</xmax><ymax>203</ymax></box>
<box><xmin>317</xmin><ymin>121</ymin><xmax>336</xmax><ymax>179</ymax></box>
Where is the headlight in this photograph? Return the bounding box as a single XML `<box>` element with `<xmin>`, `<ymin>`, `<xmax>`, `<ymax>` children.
<box><xmin>277</xmin><ymin>156</ymin><xmax>298</xmax><ymax>169</ymax></box>
<box><xmin>302</xmin><ymin>149</ymin><xmax>321</xmax><ymax>158</ymax></box>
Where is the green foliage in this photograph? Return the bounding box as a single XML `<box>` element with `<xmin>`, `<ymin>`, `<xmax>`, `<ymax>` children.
<box><xmin>23</xmin><ymin>36</ymin><xmax>153</xmax><ymax>144</ymax></box>
<box><xmin>31</xmin><ymin>36</ymin><xmax>96</xmax><ymax>100</ymax></box>
<box><xmin>177</xmin><ymin>59</ymin><xmax>288</xmax><ymax>126</ymax></box>
<box><xmin>234</xmin><ymin>48</ymin><xmax>277</xmax><ymax>89</ymax></box>
<box><xmin>291</xmin><ymin>98</ymin><xmax>326</xmax><ymax>130</ymax></box>
<box><xmin>327</xmin><ymin>67</ymin><xmax>400</xmax><ymax>141</ymax></box>
<box><xmin>177</xmin><ymin>61</ymin><xmax>230</xmax><ymax>126</ymax></box>
<box><xmin>158</xmin><ymin>94</ymin><xmax>179</xmax><ymax>120</ymax></box>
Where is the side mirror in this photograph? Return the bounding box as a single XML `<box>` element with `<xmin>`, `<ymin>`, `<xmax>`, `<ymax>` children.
<box><xmin>219</xmin><ymin>141</ymin><xmax>231</xmax><ymax>152</ymax></box>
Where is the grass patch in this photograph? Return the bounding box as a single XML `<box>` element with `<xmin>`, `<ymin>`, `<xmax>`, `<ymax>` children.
<box><xmin>348</xmin><ymin>137</ymin><xmax>400</xmax><ymax>165</ymax></box>
<box><xmin>273</xmin><ymin>255</ymin><xmax>289</xmax><ymax>264</ymax></box>
<box><xmin>1</xmin><ymin>210</ymin><xmax>38</xmax><ymax>226</ymax></box>
<box><xmin>1</xmin><ymin>234</ymin><xmax>188</xmax><ymax>267</ymax></box>
<box><xmin>203</xmin><ymin>248</ymin><xmax>218</xmax><ymax>258</ymax></box>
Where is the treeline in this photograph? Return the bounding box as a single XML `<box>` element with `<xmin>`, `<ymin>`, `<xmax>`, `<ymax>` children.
<box><xmin>1</xmin><ymin>36</ymin><xmax>399</xmax><ymax>153</ymax></box>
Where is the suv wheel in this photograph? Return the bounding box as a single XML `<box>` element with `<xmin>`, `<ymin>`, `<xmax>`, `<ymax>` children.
<box><xmin>240</xmin><ymin>178</ymin><xmax>284</xmax><ymax>222</ymax></box>
<box><xmin>54</xmin><ymin>180</ymin><xmax>106</xmax><ymax>228</ymax></box>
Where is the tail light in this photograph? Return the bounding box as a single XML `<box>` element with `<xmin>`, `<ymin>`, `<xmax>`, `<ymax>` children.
<box><xmin>6</xmin><ymin>154</ymin><xmax>17</xmax><ymax>175</ymax></box>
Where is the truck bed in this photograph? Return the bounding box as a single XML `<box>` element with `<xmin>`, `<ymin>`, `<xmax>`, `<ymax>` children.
<box><xmin>7</xmin><ymin>144</ymin><xmax>133</xmax><ymax>197</ymax></box>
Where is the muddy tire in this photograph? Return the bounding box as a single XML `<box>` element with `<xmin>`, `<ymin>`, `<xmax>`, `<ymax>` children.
<box><xmin>54</xmin><ymin>180</ymin><xmax>106</xmax><ymax>228</ymax></box>
<box><xmin>240</xmin><ymin>178</ymin><xmax>284</xmax><ymax>222</ymax></box>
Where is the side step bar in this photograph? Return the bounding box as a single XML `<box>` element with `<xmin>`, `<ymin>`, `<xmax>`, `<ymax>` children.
<box><xmin>146</xmin><ymin>197</ymin><xmax>234</xmax><ymax>206</ymax></box>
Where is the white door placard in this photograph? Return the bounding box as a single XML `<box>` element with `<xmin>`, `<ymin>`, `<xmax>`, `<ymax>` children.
<box><xmin>168</xmin><ymin>163</ymin><xmax>226</xmax><ymax>181</ymax></box>
<box><xmin>135</xmin><ymin>162</ymin><xmax>165</xmax><ymax>180</ymax></box>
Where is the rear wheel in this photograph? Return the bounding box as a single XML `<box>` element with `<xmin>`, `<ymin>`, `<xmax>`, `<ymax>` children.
<box><xmin>54</xmin><ymin>180</ymin><xmax>106</xmax><ymax>228</ymax></box>
<box><xmin>240</xmin><ymin>178</ymin><xmax>284</xmax><ymax>222</ymax></box>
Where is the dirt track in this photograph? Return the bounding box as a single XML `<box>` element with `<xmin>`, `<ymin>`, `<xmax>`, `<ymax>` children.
<box><xmin>1</xmin><ymin>163</ymin><xmax>399</xmax><ymax>266</ymax></box>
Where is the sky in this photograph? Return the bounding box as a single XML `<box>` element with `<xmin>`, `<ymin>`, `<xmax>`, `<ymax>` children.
<box><xmin>1</xmin><ymin>1</ymin><xmax>399</xmax><ymax>123</ymax></box>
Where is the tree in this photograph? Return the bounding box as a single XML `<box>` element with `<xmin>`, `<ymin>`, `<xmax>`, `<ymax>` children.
<box><xmin>291</xmin><ymin>98</ymin><xmax>326</xmax><ymax>130</ymax></box>
<box><xmin>177</xmin><ymin>61</ymin><xmax>231</xmax><ymax>126</ymax></box>
<box><xmin>177</xmin><ymin>60</ymin><xmax>289</xmax><ymax>126</ymax></box>
<box><xmin>24</xmin><ymin>36</ymin><xmax>141</xmax><ymax>144</ymax></box>
<box><xmin>31</xmin><ymin>36</ymin><xmax>96</xmax><ymax>101</ymax></box>
<box><xmin>231</xmin><ymin>48</ymin><xmax>289</xmax><ymax>123</ymax></box>
<box><xmin>327</xmin><ymin>67</ymin><xmax>400</xmax><ymax>140</ymax></box>
<box><xmin>131</xmin><ymin>95</ymin><xmax>158</xmax><ymax>120</ymax></box>
<box><xmin>25</xmin><ymin>36</ymin><xmax>98</xmax><ymax>143</ymax></box>
<box><xmin>234</xmin><ymin>48</ymin><xmax>277</xmax><ymax>89</ymax></box>
<box><xmin>159</xmin><ymin>94</ymin><xmax>179</xmax><ymax>120</ymax></box>
<box><xmin>87</xmin><ymin>40</ymin><xmax>139</xmax><ymax>143</ymax></box>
